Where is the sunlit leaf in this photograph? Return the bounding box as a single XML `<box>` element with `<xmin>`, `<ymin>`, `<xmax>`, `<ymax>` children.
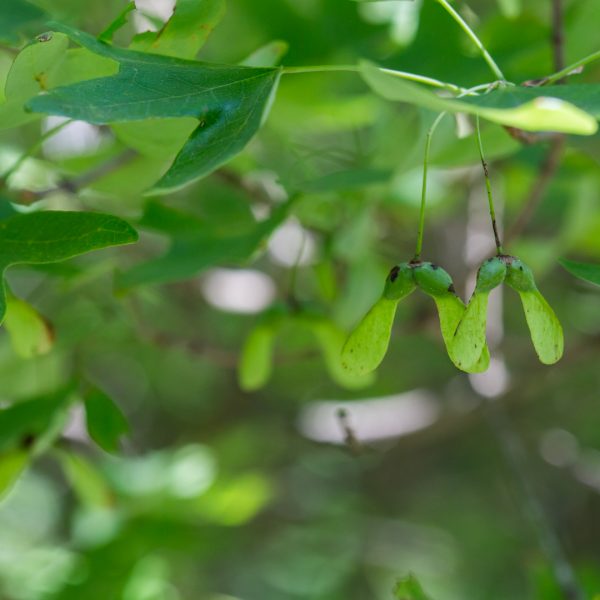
<box><xmin>130</xmin><ymin>0</ymin><xmax>226</xmax><ymax>59</ymax></box>
<box><xmin>3</xmin><ymin>292</ymin><xmax>54</xmax><ymax>359</ymax></box>
<box><xmin>450</xmin><ymin>291</ymin><xmax>490</xmax><ymax>372</ymax></box>
<box><xmin>241</xmin><ymin>40</ymin><xmax>289</xmax><ymax>67</ymax></box>
<box><xmin>84</xmin><ymin>387</ymin><xmax>129</xmax><ymax>454</ymax></box>
<box><xmin>361</xmin><ymin>62</ymin><xmax>598</xmax><ymax>135</ymax></box>
<box><xmin>394</xmin><ymin>573</ymin><xmax>434</xmax><ymax>600</ymax></box>
<box><xmin>0</xmin><ymin>450</ymin><xmax>28</xmax><ymax>499</ymax></box>
<box><xmin>27</xmin><ymin>23</ymin><xmax>282</xmax><ymax>193</ymax></box>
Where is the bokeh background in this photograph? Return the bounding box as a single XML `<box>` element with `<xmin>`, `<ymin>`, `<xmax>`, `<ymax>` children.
<box><xmin>1</xmin><ymin>0</ymin><xmax>600</xmax><ymax>598</ymax></box>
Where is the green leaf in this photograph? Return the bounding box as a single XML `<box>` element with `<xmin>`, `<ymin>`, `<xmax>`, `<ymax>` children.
<box><xmin>0</xmin><ymin>211</ymin><xmax>138</xmax><ymax>323</ymax></box>
<box><xmin>0</xmin><ymin>32</ymin><xmax>70</xmax><ymax>130</ymax></box>
<box><xmin>341</xmin><ymin>297</ymin><xmax>400</xmax><ymax>376</ymax></box>
<box><xmin>3</xmin><ymin>292</ymin><xmax>54</xmax><ymax>359</ymax></box>
<box><xmin>0</xmin><ymin>0</ymin><xmax>46</xmax><ymax>44</ymax></box>
<box><xmin>238</xmin><ymin>324</ymin><xmax>277</xmax><ymax>392</ymax></box>
<box><xmin>0</xmin><ymin>388</ymin><xmax>71</xmax><ymax>453</ymax></box>
<box><xmin>130</xmin><ymin>0</ymin><xmax>226</xmax><ymax>59</ymax></box>
<box><xmin>394</xmin><ymin>573</ymin><xmax>434</xmax><ymax>600</ymax></box>
<box><xmin>559</xmin><ymin>258</ymin><xmax>600</xmax><ymax>287</ymax></box>
<box><xmin>98</xmin><ymin>1</ymin><xmax>136</xmax><ymax>43</ymax></box>
<box><xmin>307</xmin><ymin>317</ymin><xmax>375</xmax><ymax>389</ymax></box>
<box><xmin>241</xmin><ymin>41</ymin><xmax>289</xmax><ymax>67</ymax></box>
<box><xmin>515</xmin><ymin>289</ymin><xmax>564</xmax><ymax>365</ymax></box>
<box><xmin>84</xmin><ymin>387</ymin><xmax>129</xmax><ymax>454</ymax></box>
<box><xmin>27</xmin><ymin>23</ymin><xmax>282</xmax><ymax>193</ymax></box>
<box><xmin>449</xmin><ymin>291</ymin><xmax>490</xmax><ymax>372</ymax></box>
<box><xmin>361</xmin><ymin>62</ymin><xmax>598</xmax><ymax>135</ymax></box>
<box><xmin>118</xmin><ymin>200</ymin><xmax>290</xmax><ymax>289</ymax></box>
<box><xmin>0</xmin><ymin>450</ymin><xmax>28</xmax><ymax>499</ymax></box>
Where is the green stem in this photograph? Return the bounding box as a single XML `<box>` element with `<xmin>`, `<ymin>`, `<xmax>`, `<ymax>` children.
<box><xmin>475</xmin><ymin>116</ymin><xmax>503</xmax><ymax>254</ymax></box>
<box><xmin>282</xmin><ymin>64</ymin><xmax>467</xmax><ymax>94</ymax></box>
<box><xmin>1</xmin><ymin>119</ymin><xmax>73</xmax><ymax>183</ymax></box>
<box><xmin>414</xmin><ymin>112</ymin><xmax>447</xmax><ymax>260</ymax></box>
<box><xmin>543</xmin><ymin>48</ymin><xmax>600</xmax><ymax>85</ymax></box>
<box><xmin>435</xmin><ymin>0</ymin><xmax>506</xmax><ymax>81</ymax></box>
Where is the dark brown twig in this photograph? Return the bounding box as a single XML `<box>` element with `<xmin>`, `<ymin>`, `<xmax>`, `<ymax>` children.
<box><xmin>551</xmin><ymin>0</ymin><xmax>565</xmax><ymax>74</ymax></box>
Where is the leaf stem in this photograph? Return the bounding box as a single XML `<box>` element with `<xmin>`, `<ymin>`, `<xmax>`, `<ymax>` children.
<box><xmin>282</xmin><ymin>64</ymin><xmax>467</xmax><ymax>94</ymax></box>
<box><xmin>475</xmin><ymin>116</ymin><xmax>503</xmax><ymax>254</ymax></box>
<box><xmin>435</xmin><ymin>0</ymin><xmax>506</xmax><ymax>81</ymax></box>
<box><xmin>543</xmin><ymin>48</ymin><xmax>600</xmax><ymax>85</ymax></box>
<box><xmin>414</xmin><ymin>112</ymin><xmax>447</xmax><ymax>260</ymax></box>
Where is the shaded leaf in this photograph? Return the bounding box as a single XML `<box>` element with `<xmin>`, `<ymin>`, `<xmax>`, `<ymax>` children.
<box><xmin>0</xmin><ymin>0</ymin><xmax>46</xmax><ymax>44</ymax></box>
<box><xmin>84</xmin><ymin>387</ymin><xmax>129</xmax><ymax>454</ymax></box>
<box><xmin>0</xmin><ymin>211</ymin><xmax>138</xmax><ymax>322</ymax></box>
<box><xmin>27</xmin><ymin>23</ymin><xmax>281</xmax><ymax>193</ymax></box>
<box><xmin>341</xmin><ymin>297</ymin><xmax>400</xmax><ymax>376</ymax></box>
<box><xmin>361</xmin><ymin>62</ymin><xmax>598</xmax><ymax>135</ymax></box>
<box><xmin>559</xmin><ymin>258</ymin><xmax>600</xmax><ymax>287</ymax></box>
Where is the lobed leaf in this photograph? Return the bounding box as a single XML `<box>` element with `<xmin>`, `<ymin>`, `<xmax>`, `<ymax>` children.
<box><xmin>27</xmin><ymin>23</ymin><xmax>282</xmax><ymax>193</ymax></box>
<box><xmin>341</xmin><ymin>297</ymin><xmax>400</xmax><ymax>376</ymax></box>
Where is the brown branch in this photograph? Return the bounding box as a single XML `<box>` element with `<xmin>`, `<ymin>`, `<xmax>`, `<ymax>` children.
<box><xmin>505</xmin><ymin>135</ymin><xmax>565</xmax><ymax>244</ymax></box>
<box><xmin>551</xmin><ymin>0</ymin><xmax>565</xmax><ymax>74</ymax></box>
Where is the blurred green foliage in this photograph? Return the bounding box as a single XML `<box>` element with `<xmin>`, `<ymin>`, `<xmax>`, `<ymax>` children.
<box><xmin>0</xmin><ymin>1</ymin><xmax>599</xmax><ymax>599</ymax></box>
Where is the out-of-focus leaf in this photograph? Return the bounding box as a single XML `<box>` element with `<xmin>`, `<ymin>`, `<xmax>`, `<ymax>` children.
<box><xmin>0</xmin><ymin>0</ymin><xmax>46</xmax><ymax>44</ymax></box>
<box><xmin>297</xmin><ymin>168</ymin><xmax>392</xmax><ymax>194</ymax></box>
<box><xmin>0</xmin><ymin>388</ymin><xmax>71</xmax><ymax>452</ymax></box>
<box><xmin>55</xmin><ymin>449</ymin><xmax>113</xmax><ymax>507</ymax></box>
<box><xmin>341</xmin><ymin>297</ymin><xmax>399</xmax><ymax>375</ymax></box>
<box><xmin>0</xmin><ymin>32</ymin><xmax>69</xmax><ymax>130</ymax></box>
<box><xmin>3</xmin><ymin>292</ymin><xmax>54</xmax><ymax>359</ymax></box>
<box><xmin>241</xmin><ymin>41</ymin><xmax>289</xmax><ymax>67</ymax></box>
<box><xmin>0</xmin><ymin>449</ymin><xmax>28</xmax><ymax>499</ymax></box>
<box><xmin>394</xmin><ymin>573</ymin><xmax>434</xmax><ymax>600</ymax></box>
<box><xmin>130</xmin><ymin>0</ymin><xmax>226</xmax><ymax>59</ymax></box>
<box><xmin>560</xmin><ymin>258</ymin><xmax>600</xmax><ymax>287</ymax></box>
<box><xmin>98</xmin><ymin>1</ymin><xmax>135</xmax><ymax>43</ymax></box>
<box><xmin>119</xmin><ymin>200</ymin><xmax>291</xmax><ymax>288</ymax></box>
<box><xmin>84</xmin><ymin>387</ymin><xmax>129</xmax><ymax>454</ymax></box>
<box><xmin>361</xmin><ymin>63</ymin><xmax>598</xmax><ymax>135</ymax></box>
<box><xmin>238</xmin><ymin>324</ymin><xmax>278</xmax><ymax>392</ymax></box>
<box><xmin>0</xmin><ymin>211</ymin><xmax>138</xmax><ymax>322</ymax></box>
<box><xmin>27</xmin><ymin>23</ymin><xmax>282</xmax><ymax>193</ymax></box>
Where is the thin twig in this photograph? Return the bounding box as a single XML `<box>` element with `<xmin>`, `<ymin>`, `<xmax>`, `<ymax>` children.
<box><xmin>483</xmin><ymin>401</ymin><xmax>584</xmax><ymax>600</ymax></box>
<box><xmin>551</xmin><ymin>0</ymin><xmax>565</xmax><ymax>74</ymax></box>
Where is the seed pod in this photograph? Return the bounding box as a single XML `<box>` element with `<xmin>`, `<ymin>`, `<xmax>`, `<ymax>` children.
<box><xmin>308</xmin><ymin>317</ymin><xmax>375</xmax><ymax>389</ymax></box>
<box><xmin>475</xmin><ymin>256</ymin><xmax>507</xmax><ymax>293</ymax></box>
<box><xmin>412</xmin><ymin>262</ymin><xmax>454</xmax><ymax>297</ymax></box>
<box><xmin>434</xmin><ymin>292</ymin><xmax>489</xmax><ymax>373</ymax></box>
<box><xmin>504</xmin><ymin>258</ymin><xmax>563</xmax><ymax>364</ymax></box>
<box><xmin>383</xmin><ymin>263</ymin><xmax>416</xmax><ymax>301</ymax></box>
<box><xmin>504</xmin><ymin>258</ymin><xmax>536</xmax><ymax>292</ymax></box>
<box><xmin>341</xmin><ymin>297</ymin><xmax>400</xmax><ymax>375</ymax></box>
<box><xmin>238</xmin><ymin>324</ymin><xmax>278</xmax><ymax>391</ymax></box>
